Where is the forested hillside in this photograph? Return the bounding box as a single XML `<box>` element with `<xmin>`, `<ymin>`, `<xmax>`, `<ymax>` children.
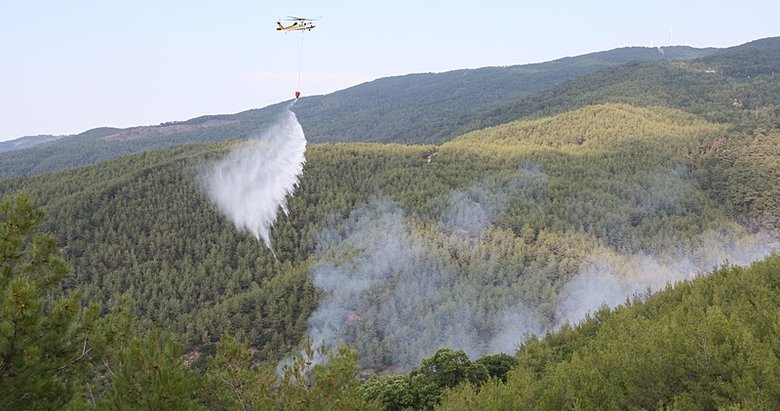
<box><xmin>437</xmin><ymin>256</ymin><xmax>780</xmax><ymax>410</ymax></box>
<box><xmin>3</xmin><ymin>36</ymin><xmax>780</xmax><ymax>409</ymax></box>
<box><xmin>4</xmin><ymin>38</ymin><xmax>776</xmax><ymax>179</ymax></box>
<box><xmin>0</xmin><ymin>134</ymin><xmax>62</xmax><ymax>153</ymax></box>
<box><xmin>466</xmin><ymin>37</ymin><xmax>780</xmax><ymax>134</ymax></box>
<box><xmin>0</xmin><ymin>111</ymin><xmax>282</xmax><ymax>178</ymax></box>
<box><xmin>696</xmin><ymin>36</ymin><xmax>780</xmax><ymax>77</ymax></box>
<box><xmin>2</xmin><ymin>190</ymin><xmax>778</xmax><ymax>409</ymax></box>
<box><xmin>0</xmin><ymin>44</ymin><xmax>721</xmax><ymax>178</ymax></box>
<box><xmin>290</xmin><ymin>46</ymin><xmax>713</xmax><ymax>144</ymax></box>
<box><xmin>388</xmin><ymin>255</ymin><xmax>780</xmax><ymax>410</ymax></box>
<box><xmin>1</xmin><ymin>103</ymin><xmax>777</xmax><ymax>375</ymax></box>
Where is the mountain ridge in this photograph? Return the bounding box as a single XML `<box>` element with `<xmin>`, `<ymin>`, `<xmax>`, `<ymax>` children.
<box><xmin>1</xmin><ymin>37</ymin><xmax>777</xmax><ymax>180</ymax></box>
<box><xmin>0</xmin><ymin>43</ymin><xmax>725</xmax><ymax>177</ymax></box>
<box><xmin>0</xmin><ymin>134</ymin><xmax>63</xmax><ymax>153</ymax></box>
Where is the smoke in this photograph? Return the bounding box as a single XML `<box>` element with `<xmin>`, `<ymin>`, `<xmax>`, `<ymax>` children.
<box><xmin>303</xmin><ymin>157</ymin><xmax>780</xmax><ymax>372</ymax></box>
<box><xmin>306</xmin><ymin>165</ymin><xmax>551</xmax><ymax>371</ymax></box>
<box><xmin>201</xmin><ymin>103</ymin><xmax>306</xmax><ymax>248</ymax></box>
<box><xmin>556</xmin><ymin>163</ymin><xmax>780</xmax><ymax>325</ymax></box>
<box><xmin>307</xmin><ymin>200</ymin><xmax>440</xmax><ymax>369</ymax></box>
<box><xmin>558</xmin><ymin>229</ymin><xmax>780</xmax><ymax>325</ymax></box>
<box><xmin>305</xmin><ymin>198</ymin><xmax>556</xmax><ymax>370</ymax></box>
<box><xmin>444</xmin><ymin>162</ymin><xmax>548</xmax><ymax>238</ymax></box>
<box><xmin>487</xmin><ymin>303</ymin><xmax>547</xmax><ymax>354</ymax></box>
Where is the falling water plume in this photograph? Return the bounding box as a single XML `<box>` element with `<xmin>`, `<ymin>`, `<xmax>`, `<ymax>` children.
<box><xmin>202</xmin><ymin>102</ymin><xmax>306</xmax><ymax>250</ymax></box>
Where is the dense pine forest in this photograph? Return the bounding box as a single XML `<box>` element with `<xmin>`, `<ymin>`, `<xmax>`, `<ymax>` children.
<box><xmin>2</xmin><ymin>37</ymin><xmax>780</xmax><ymax>409</ymax></box>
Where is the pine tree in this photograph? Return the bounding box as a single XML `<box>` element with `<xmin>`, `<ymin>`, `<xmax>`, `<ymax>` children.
<box><xmin>0</xmin><ymin>192</ymin><xmax>99</xmax><ymax>409</ymax></box>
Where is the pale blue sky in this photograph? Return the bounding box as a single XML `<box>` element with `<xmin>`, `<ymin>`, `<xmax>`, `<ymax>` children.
<box><xmin>1</xmin><ymin>0</ymin><xmax>778</xmax><ymax>141</ymax></box>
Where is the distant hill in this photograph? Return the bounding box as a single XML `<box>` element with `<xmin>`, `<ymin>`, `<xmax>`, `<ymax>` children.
<box><xmin>0</xmin><ymin>112</ymin><xmax>280</xmax><ymax>177</ymax></box>
<box><xmin>2</xmin><ymin>38</ymin><xmax>779</xmax><ymax>179</ymax></box>
<box><xmin>291</xmin><ymin>46</ymin><xmax>714</xmax><ymax>144</ymax></box>
<box><xmin>0</xmin><ymin>45</ymin><xmax>719</xmax><ymax>177</ymax></box>
<box><xmin>455</xmin><ymin>104</ymin><xmax>725</xmax><ymax>147</ymax></box>
<box><xmin>0</xmin><ymin>134</ymin><xmax>63</xmax><ymax>153</ymax></box>
<box><xmin>696</xmin><ymin>36</ymin><xmax>780</xmax><ymax>77</ymax></box>
<box><xmin>463</xmin><ymin>37</ymin><xmax>780</xmax><ymax>133</ymax></box>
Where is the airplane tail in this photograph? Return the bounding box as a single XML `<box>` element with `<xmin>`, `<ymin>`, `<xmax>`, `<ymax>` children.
<box><xmin>276</xmin><ymin>22</ymin><xmax>285</xmax><ymax>30</ymax></box>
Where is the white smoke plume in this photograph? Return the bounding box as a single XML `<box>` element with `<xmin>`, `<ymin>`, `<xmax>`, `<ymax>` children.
<box><xmin>305</xmin><ymin>198</ymin><xmax>558</xmax><ymax>369</ymax></box>
<box><xmin>558</xmin><ymin>229</ymin><xmax>780</xmax><ymax>325</ymax></box>
<box><xmin>306</xmin><ymin>166</ymin><xmax>551</xmax><ymax>371</ymax></box>
<box><xmin>307</xmin><ymin>199</ymin><xmax>484</xmax><ymax>370</ymax></box>
<box><xmin>201</xmin><ymin>103</ymin><xmax>306</xmax><ymax>248</ymax></box>
<box><xmin>444</xmin><ymin>162</ymin><xmax>548</xmax><ymax>238</ymax></box>
<box><xmin>304</xmin><ymin>160</ymin><xmax>780</xmax><ymax>371</ymax></box>
<box><xmin>488</xmin><ymin>304</ymin><xmax>547</xmax><ymax>354</ymax></box>
<box><xmin>556</xmin><ymin>165</ymin><xmax>780</xmax><ymax>325</ymax></box>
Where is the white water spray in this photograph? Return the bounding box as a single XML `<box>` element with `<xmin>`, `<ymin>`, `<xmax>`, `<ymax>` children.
<box><xmin>202</xmin><ymin>103</ymin><xmax>306</xmax><ymax>249</ymax></box>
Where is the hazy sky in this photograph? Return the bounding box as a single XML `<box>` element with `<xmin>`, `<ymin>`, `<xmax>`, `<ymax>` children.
<box><xmin>1</xmin><ymin>0</ymin><xmax>778</xmax><ymax>141</ymax></box>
